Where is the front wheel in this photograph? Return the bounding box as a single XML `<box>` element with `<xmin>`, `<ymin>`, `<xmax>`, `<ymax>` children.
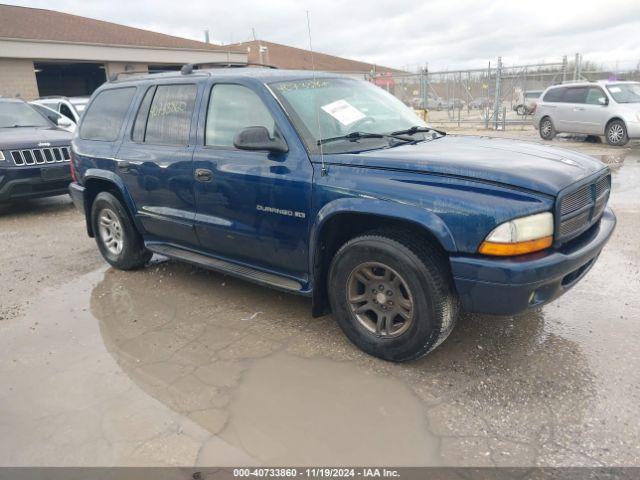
<box><xmin>605</xmin><ymin>120</ymin><xmax>628</xmax><ymax>146</ymax></box>
<box><xmin>328</xmin><ymin>232</ymin><xmax>458</xmax><ymax>362</ymax></box>
<box><xmin>91</xmin><ymin>191</ymin><xmax>152</xmax><ymax>270</ymax></box>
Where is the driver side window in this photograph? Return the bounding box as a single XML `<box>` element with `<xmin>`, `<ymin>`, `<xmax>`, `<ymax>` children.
<box><xmin>205</xmin><ymin>84</ymin><xmax>276</xmax><ymax>147</ymax></box>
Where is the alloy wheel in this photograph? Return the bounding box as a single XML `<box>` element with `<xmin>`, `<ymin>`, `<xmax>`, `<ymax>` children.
<box><xmin>346</xmin><ymin>262</ymin><xmax>415</xmax><ymax>337</ymax></box>
<box><xmin>98</xmin><ymin>208</ymin><xmax>124</xmax><ymax>255</ymax></box>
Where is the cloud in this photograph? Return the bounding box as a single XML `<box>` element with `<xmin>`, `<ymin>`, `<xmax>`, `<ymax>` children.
<box><xmin>7</xmin><ymin>0</ymin><xmax>640</xmax><ymax>71</ymax></box>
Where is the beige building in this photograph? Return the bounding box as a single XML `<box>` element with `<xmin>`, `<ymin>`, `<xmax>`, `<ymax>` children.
<box><xmin>0</xmin><ymin>4</ymin><xmax>245</xmax><ymax>100</ymax></box>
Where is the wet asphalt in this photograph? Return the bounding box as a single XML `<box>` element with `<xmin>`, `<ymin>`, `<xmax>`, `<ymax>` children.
<box><xmin>0</xmin><ymin>134</ymin><xmax>638</xmax><ymax>466</ymax></box>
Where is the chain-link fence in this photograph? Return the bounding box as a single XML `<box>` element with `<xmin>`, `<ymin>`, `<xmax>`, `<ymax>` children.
<box><xmin>349</xmin><ymin>55</ymin><xmax>640</xmax><ymax>129</ymax></box>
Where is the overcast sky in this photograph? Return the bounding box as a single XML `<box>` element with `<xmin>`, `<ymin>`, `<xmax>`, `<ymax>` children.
<box><xmin>7</xmin><ymin>0</ymin><xmax>640</xmax><ymax>71</ymax></box>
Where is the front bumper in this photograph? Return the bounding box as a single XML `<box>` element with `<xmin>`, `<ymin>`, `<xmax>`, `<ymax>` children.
<box><xmin>450</xmin><ymin>207</ymin><xmax>616</xmax><ymax>315</ymax></box>
<box><xmin>625</xmin><ymin>120</ymin><xmax>640</xmax><ymax>139</ymax></box>
<box><xmin>0</xmin><ymin>166</ymin><xmax>71</xmax><ymax>203</ymax></box>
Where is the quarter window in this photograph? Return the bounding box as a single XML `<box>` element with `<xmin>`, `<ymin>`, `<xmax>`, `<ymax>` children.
<box><xmin>80</xmin><ymin>87</ymin><xmax>136</xmax><ymax>141</ymax></box>
<box><xmin>144</xmin><ymin>84</ymin><xmax>197</xmax><ymax>146</ymax></box>
<box><xmin>205</xmin><ymin>84</ymin><xmax>276</xmax><ymax>147</ymax></box>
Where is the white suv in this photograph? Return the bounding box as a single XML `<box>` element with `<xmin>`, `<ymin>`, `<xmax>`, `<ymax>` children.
<box><xmin>533</xmin><ymin>80</ymin><xmax>640</xmax><ymax>146</ymax></box>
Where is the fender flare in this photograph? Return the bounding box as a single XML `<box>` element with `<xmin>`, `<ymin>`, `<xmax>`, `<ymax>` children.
<box><xmin>82</xmin><ymin>169</ymin><xmax>144</xmax><ymax>234</ymax></box>
<box><xmin>309</xmin><ymin>197</ymin><xmax>457</xmax><ymax>272</ymax></box>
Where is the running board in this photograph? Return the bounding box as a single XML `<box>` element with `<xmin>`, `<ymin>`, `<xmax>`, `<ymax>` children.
<box><xmin>147</xmin><ymin>244</ymin><xmax>303</xmax><ymax>292</ymax></box>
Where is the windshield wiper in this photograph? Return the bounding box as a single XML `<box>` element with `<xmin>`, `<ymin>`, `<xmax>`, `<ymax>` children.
<box><xmin>317</xmin><ymin>131</ymin><xmax>413</xmax><ymax>146</ymax></box>
<box><xmin>390</xmin><ymin>126</ymin><xmax>447</xmax><ymax>137</ymax></box>
<box><xmin>4</xmin><ymin>124</ymin><xmax>42</xmax><ymax>128</ymax></box>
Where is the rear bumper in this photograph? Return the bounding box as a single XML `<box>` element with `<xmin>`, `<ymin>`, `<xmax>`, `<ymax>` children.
<box><xmin>450</xmin><ymin>207</ymin><xmax>616</xmax><ymax>315</ymax></box>
<box><xmin>0</xmin><ymin>166</ymin><xmax>71</xmax><ymax>202</ymax></box>
<box><xmin>68</xmin><ymin>181</ymin><xmax>85</xmax><ymax>214</ymax></box>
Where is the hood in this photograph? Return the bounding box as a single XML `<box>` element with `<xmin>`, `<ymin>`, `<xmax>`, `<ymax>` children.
<box><xmin>322</xmin><ymin>135</ymin><xmax>607</xmax><ymax>196</ymax></box>
<box><xmin>0</xmin><ymin>127</ymin><xmax>72</xmax><ymax>150</ymax></box>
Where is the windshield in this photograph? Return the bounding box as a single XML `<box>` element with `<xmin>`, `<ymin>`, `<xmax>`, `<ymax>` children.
<box><xmin>271</xmin><ymin>78</ymin><xmax>429</xmax><ymax>153</ymax></box>
<box><xmin>0</xmin><ymin>101</ymin><xmax>51</xmax><ymax>128</ymax></box>
<box><xmin>606</xmin><ymin>83</ymin><xmax>640</xmax><ymax>104</ymax></box>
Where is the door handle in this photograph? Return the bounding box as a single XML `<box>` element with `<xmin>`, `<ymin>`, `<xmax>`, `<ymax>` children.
<box><xmin>117</xmin><ymin>161</ymin><xmax>131</xmax><ymax>172</ymax></box>
<box><xmin>574</xmin><ymin>107</ymin><xmax>585</xmax><ymax>111</ymax></box>
<box><xmin>195</xmin><ymin>168</ymin><xmax>213</xmax><ymax>182</ymax></box>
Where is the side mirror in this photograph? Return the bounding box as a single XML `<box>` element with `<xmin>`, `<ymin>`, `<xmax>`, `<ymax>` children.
<box><xmin>598</xmin><ymin>97</ymin><xmax>608</xmax><ymax>106</ymax></box>
<box><xmin>57</xmin><ymin>116</ymin><xmax>74</xmax><ymax>127</ymax></box>
<box><xmin>233</xmin><ymin>126</ymin><xmax>288</xmax><ymax>154</ymax></box>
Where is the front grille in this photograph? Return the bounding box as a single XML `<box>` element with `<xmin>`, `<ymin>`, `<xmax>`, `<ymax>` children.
<box><xmin>10</xmin><ymin>146</ymin><xmax>71</xmax><ymax>166</ymax></box>
<box><xmin>557</xmin><ymin>173</ymin><xmax>611</xmax><ymax>243</ymax></box>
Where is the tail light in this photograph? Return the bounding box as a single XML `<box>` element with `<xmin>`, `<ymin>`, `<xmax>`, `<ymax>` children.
<box><xmin>69</xmin><ymin>149</ymin><xmax>77</xmax><ymax>183</ymax></box>
<box><xmin>531</xmin><ymin>103</ymin><xmax>537</xmax><ymax>114</ymax></box>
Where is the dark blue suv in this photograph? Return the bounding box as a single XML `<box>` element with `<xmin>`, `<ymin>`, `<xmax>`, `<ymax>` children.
<box><xmin>0</xmin><ymin>98</ymin><xmax>72</xmax><ymax>203</ymax></box>
<box><xmin>69</xmin><ymin>65</ymin><xmax>615</xmax><ymax>361</ymax></box>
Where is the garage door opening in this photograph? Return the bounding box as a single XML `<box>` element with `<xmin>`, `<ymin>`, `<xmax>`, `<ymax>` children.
<box><xmin>34</xmin><ymin>62</ymin><xmax>106</xmax><ymax>97</ymax></box>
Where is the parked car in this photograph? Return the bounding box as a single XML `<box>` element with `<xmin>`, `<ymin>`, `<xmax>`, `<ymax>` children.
<box><xmin>469</xmin><ymin>97</ymin><xmax>492</xmax><ymax>109</ymax></box>
<box><xmin>0</xmin><ymin>98</ymin><xmax>73</xmax><ymax>203</ymax></box>
<box><xmin>32</xmin><ymin>96</ymin><xmax>82</xmax><ymax>124</ymax></box>
<box><xmin>69</xmin><ymin>67</ymin><xmax>615</xmax><ymax>361</ymax></box>
<box><xmin>29</xmin><ymin>102</ymin><xmax>76</xmax><ymax>132</ymax></box>
<box><xmin>533</xmin><ymin>81</ymin><xmax>640</xmax><ymax>146</ymax></box>
<box><xmin>514</xmin><ymin>90</ymin><xmax>543</xmax><ymax>115</ymax></box>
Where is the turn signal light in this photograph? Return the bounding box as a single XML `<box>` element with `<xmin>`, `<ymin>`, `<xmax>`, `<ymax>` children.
<box><xmin>478</xmin><ymin>236</ymin><xmax>553</xmax><ymax>256</ymax></box>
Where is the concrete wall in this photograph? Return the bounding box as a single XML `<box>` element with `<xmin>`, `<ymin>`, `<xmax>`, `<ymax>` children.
<box><xmin>105</xmin><ymin>62</ymin><xmax>149</xmax><ymax>81</ymax></box>
<box><xmin>0</xmin><ymin>58</ymin><xmax>38</xmax><ymax>100</ymax></box>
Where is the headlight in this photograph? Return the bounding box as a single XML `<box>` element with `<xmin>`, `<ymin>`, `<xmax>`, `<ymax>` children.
<box><xmin>479</xmin><ymin>212</ymin><xmax>553</xmax><ymax>256</ymax></box>
<box><xmin>0</xmin><ymin>151</ymin><xmax>5</xmax><ymax>162</ymax></box>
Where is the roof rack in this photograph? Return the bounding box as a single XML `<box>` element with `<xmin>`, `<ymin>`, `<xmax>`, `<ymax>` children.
<box><xmin>108</xmin><ymin>69</ymin><xmax>176</xmax><ymax>82</ymax></box>
<box><xmin>180</xmin><ymin>62</ymin><xmax>278</xmax><ymax>75</ymax></box>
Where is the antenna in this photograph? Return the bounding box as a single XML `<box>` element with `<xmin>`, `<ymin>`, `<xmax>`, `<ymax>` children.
<box><xmin>306</xmin><ymin>10</ymin><xmax>327</xmax><ymax>176</ymax></box>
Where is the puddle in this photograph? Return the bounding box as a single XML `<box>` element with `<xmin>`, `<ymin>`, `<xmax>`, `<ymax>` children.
<box><xmin>0</xmin><ymin>146</ymin><xmax>639</xmax><ymax>466</ymax></box>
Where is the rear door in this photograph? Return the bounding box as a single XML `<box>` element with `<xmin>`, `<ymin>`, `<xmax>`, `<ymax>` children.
<box><xmin>116</xmin><ymin>82</ymin><xmax>201</xmax><ymax>247</ymax></box>
<box><xmin>558</xmin><ymin>86</ymin><xmax>588</xmax><ymax>133</ymax></box>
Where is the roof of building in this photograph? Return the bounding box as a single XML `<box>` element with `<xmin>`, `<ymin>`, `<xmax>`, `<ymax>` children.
<box><xmin>0</xmin><ymin>4</ymin><xmax>242</xmax><ymax>52</ymax></box>
<box><xmin>228</xmin><ymin>40</ymin><xmax>402</xmax><ymax>73</ymax></box>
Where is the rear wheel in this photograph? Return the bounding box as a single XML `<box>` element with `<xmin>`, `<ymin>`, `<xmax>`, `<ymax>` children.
<box><xmin>91</xmin><ymin>192</ymin><xmax>151</xmax><ymax>270</ymax></box>
<box><xmin>605</xmin><ymin>120</ymin><xmax>628</xmax><ymax>146</ymax></box>
<box><xmin>328</xmin><ymin>231</ymin><xmax>458</xmax><ymax>362</ymax></box>
<box><xmin>539</xmin><ymin>117</ymin><xmax>556</xmax><ymax>140</ymax></box>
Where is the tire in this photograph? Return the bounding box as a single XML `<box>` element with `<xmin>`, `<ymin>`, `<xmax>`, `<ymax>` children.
<box><xmin>328</xmin><ymin>231</ymin><xmax>459</xmax><ymax>362</ymax></box>
<box><xmin>91</xmin><ymin>191</ymin><xmax>152</xmax><ymax>270</ymax></box>
<box><xmin>605</xmin><ymin>120</ymin><xmax>628</xmax><ymax>146</ymax></box>
<box><xmin>539</xmin><ymin>117</ymin><xmax>556</xmax><ymax>140</ymax></box>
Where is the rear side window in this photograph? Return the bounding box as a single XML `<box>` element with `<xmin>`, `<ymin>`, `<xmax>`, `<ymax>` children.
<box><xmin>144</xmin><ymin>84</ymin><xmax>197</xmax><ymax>146</ymax></box>
<box><xmin>80</xmin><ymin>88</ymin><xmax>136</xmax><ymax>141</ymax></box>
<box><xmin>542</xmin><ymin>88</ymin><xmax>563</xmax><ymax>103</ymax></box>
<box><xmin>562</xmin><ymin>87</ymin><xmax>587</xmax><ymax>104</ymax></box>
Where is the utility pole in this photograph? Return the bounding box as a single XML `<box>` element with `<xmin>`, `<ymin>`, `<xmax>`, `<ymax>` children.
<box><xmin>493</xmin><ymin>56</ymin><xmax>502</xmax><ymax>130</ymax></box>
<box><xmin>573</xmin><ymin>53</ymin><xmax>582</xmax><ymax>81</ymax></box>
<box><xmin>421</xmin><ymin>63</ymin><xmax>429</xmax><ymax>113</ymax></box>
<box><xmin>561</xmin><ymin>55</ymin><xmax>567</xmax><ymax>83</ymax></box>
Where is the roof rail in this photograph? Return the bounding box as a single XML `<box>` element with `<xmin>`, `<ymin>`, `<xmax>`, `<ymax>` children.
<box><xmin>108</xmin><ymin>69</ymin><xmax>175</xmax><ymax>82</ymax></box>
<box><xmin>180</xmin><ymin>62</ymin><xmax>278</xmax><ymax>75</ymax></box>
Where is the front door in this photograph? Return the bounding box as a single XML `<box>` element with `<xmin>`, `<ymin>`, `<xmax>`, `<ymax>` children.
<box><xmin>192</xmin><ymin>82</ymin><xmax>313</xmax><ymax>279</ymax></box>
<box><xmin>116</xmin><ymin>83</ymin><xmax>201</xmax><ymax>246</ymax></box>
